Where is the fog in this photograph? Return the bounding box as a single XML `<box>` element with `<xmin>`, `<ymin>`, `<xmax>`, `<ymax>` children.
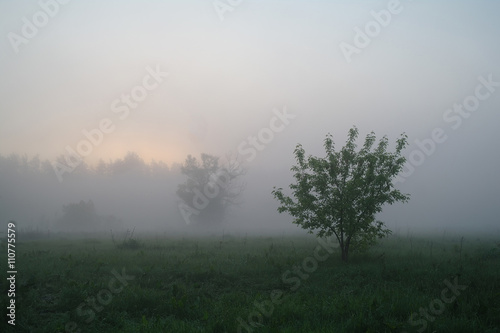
<box><xmin>1</xmin><ymin>1</ymin><xmax>499</xmax><ymax>237</ymax></box>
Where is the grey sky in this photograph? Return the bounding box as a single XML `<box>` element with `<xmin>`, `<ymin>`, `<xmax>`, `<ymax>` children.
<box><xmin>0</xmin><ymin>0</ymin><xmax>499</xmax><ymax>234</ymax></box>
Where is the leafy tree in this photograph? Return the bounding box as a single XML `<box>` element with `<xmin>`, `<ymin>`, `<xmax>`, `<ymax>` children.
<box><xmin>177</xmin><ymin>153</ymin><xmax>244</xmax><ymax>226</ymax></box>
<box><xmin>108</xmin><ymin>152</ymin><xmax>147</xmax><ymax>175</ymax></box>
<box><xmin>56</xmin><ymin>200</ymin><xmax>122</xmax><ymax>232</ymax></box>
<box><xmin>272</xmin><ymin>127</ymin><xmax>410</xmax><ymax>262</ymax></box>
<box><xmin>56</xmin><ymin>200</ymin><xmax>100</xmax><ymax>231</ymax></box>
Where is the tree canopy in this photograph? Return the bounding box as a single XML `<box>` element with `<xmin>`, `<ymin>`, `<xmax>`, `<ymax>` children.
<box><xmin>177</xmin><ymin>153</ymin><xmax>244</xmax><ymax>226</ymax></box>
<box><xmin>272</xmin><ymin>126</ymin><xmax>410</xmax><ymax>262</ymax></box>
<box><xmin>56</xmin><ymin>200</ymin><xmax>122</xmax><ymax>232</ymax></box>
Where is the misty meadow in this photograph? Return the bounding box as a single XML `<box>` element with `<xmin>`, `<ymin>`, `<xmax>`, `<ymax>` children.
<box><xmin>1</xmin><ymin>1</ymin><xmax>500</xmax><ymax>332</ymax></box>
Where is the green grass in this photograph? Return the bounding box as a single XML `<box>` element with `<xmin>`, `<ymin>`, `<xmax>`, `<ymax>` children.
<box><xmin>1</xmin><ymin>233</ymin><xmax>499</xmax><ymax>333</ymax></box>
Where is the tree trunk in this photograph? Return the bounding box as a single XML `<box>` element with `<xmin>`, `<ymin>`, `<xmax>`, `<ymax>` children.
<box><xmin>341</xmin><ymin>244</ymin><xmax>349</xmax><ymax>262</ymax></box>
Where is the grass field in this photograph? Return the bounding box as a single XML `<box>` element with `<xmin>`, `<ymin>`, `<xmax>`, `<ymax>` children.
<box><xmin>1</xmin><ymin>232</ymin><xmax>500</xmax><ymax>333</ymax></box>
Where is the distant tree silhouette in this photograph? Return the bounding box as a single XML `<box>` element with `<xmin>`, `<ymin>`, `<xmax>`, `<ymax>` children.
<box><xmin>56</xmin><ymin>200</ymin><xmax>121</xmax><ymax>232</ymax></box>
<box><xmin>109</xmin><ymin>152</ymin><xmax>147</xmax><ymax>175</ymax></box>
<box><xmin>177</xmin><ymin>154</ymin><xmax>244</xmax><ymax>226</ymax></box>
